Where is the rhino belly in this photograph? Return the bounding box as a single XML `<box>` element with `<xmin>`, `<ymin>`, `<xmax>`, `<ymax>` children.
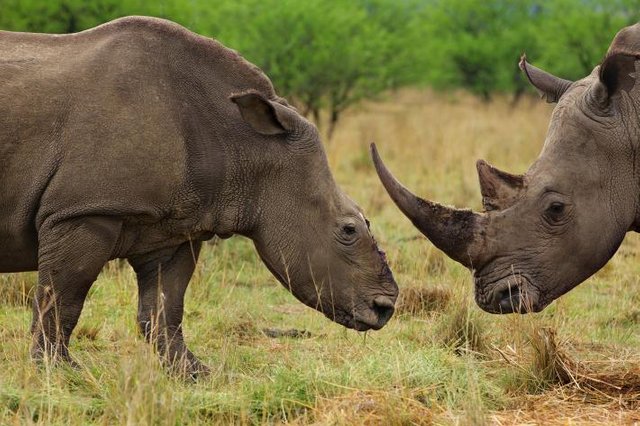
<box><xmin>0</xmin><ymin>170</ymin><xmax>42</xmax><ymax>272</ymax></box>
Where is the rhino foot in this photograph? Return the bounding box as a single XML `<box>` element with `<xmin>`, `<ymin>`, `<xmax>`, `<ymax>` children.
<box><xmin>31</xmin><ymin>344</ymin><xmax>81</xmax><ymax>370</ymax></box>
<box><xmin>164</xmin><ymin>349</ymin><xmax>210</xmax><ymax>381</ymax></box>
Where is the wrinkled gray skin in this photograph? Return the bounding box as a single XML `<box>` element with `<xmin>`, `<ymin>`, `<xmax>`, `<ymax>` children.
<box><xmin>0</xmin><ymin>16</ymin><xmax>397</xmax><ymax>377</ymax></box>
<box><xmin>372</xmin><ymin>24</ymin><xmax>640</xmax><ymax>315</ymax></box>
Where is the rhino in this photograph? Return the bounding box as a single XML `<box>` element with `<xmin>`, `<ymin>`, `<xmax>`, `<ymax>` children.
<box><xmin>0</xmin><ymin>16</ymin><xmax>398</xmax><ymax>376</ymax></box>
<box><xmin>371</xmin><ymin>23</ymin><xmax>640</xmax><ymax>315</ymax></box>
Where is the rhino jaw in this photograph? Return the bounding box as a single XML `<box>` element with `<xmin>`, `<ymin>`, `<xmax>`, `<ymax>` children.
<box><xmin>475</xmin><ymin>273</ymin><xmax>542</xmax><ymax>314</ymax></box>
<box><xmin>370</xmin><ymin>143</ymin><xmax>485</xmax><ymax>268</ymax></box>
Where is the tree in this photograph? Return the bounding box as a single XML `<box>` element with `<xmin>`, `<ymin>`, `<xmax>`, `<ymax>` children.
<box><xmin>533</xmin><ymin>0</ymin><xmax>639</xmax><ymax>80</ymax></box>
<box><xmin>421</xmin><ymin>0</ymin><xmax>541</xmax><ymax>101</ymax></box>
<box><xmin>2</xmin><ymin>0</ymin><xmax>640</xmax><ymax>119</ymax></box>
<box><xmin>202</xmin><ymin>0</ymin><xmax>428</xmax><ymax>137</ymax></box>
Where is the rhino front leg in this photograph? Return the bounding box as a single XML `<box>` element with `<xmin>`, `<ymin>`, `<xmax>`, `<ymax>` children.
<box><xmin>127</xmin><ymin>241</ymin><xmax>207</xmax><ymax>378</ymax></box>
<box><xmin>31</xmin><ymin>216</ymin><xmax>122</xmax><ymax>365</ymax></box>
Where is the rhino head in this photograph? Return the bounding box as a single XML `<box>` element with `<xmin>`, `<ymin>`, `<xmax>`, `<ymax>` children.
<box><xmin>372</xmin><ymin>23</ymin><xmax>640</xmax><ymax>314</ymax></box>
<box><xmin>230</xmin><ymin>91</ymin><xmax>398</xmax><ymax>330</ymax></box>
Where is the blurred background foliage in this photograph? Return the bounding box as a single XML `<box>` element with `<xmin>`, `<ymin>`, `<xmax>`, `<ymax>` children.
<box><xmin>1</xmin><ymin>0</ymin><xmax>639</xmax><ymax>132</ymax></box>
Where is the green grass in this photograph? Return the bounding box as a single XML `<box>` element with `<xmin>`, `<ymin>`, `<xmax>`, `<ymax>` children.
<box><xmin>1</xmin><ymin>90</ymin><xmax>639</xmax><ymax>424</ymax></box>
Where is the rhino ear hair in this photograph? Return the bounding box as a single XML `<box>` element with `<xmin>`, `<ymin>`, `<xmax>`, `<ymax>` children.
<box><xmin>597</xmin><ymin>52</ymin><xmax>639</xmax><ymax>102</ymax></box>
<box><xmin>519</xmin><ymin>54</ymin><xmax>573</xmax><ymax>103</ymax></box>
<box><xmin>230</xmin><ymin>92</ymin><xmax>291</xmax><ymax>136</ymax></box>
<box><xmin>476</xmin><ymin>160</ymin><xmax>524</xmax><ymax>211</ymax></box>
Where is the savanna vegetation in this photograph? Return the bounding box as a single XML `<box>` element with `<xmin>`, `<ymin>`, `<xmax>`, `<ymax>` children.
<box><xmin>1</xmin><ymin>1</ymin><xmax>640</xmax><ymax>424</ymax></box>
<box><xmin>2</xmin><ymin>91</ymin><xmax>640</xmax><ymax>424</ymax></box>
<box><xmin>1</xmin><ymin>0</ymin><xmax>639</xmax><ymax>133</ymax></box>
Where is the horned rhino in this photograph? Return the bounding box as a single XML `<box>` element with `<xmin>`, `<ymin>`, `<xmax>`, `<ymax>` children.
<box><xmin>0</xmin><ymin>16</ymin><xmax>398</xmax><ymax>376</ymax></box>
<box><xmin>372</xmin><ymin>23</ymin><xmax>640</xmax><ymax>315</ymax></box>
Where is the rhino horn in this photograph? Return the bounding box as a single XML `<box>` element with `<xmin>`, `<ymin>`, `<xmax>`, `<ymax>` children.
<box><xmin>476</xmin><ymin>160</ymin><xmax>524</xmax><ymax>211</ymax></box>
<box><xmin>519</xmin><ymin>54</ymin><xmax>573</xmax><ymax>103</ymax></box>
<box><xmin>370</xmin><ymin>144</ymin><xmax>484</xmax><ymax>268</ymax></box>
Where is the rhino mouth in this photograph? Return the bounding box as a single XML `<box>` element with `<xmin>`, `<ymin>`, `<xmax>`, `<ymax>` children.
<box><xmin>335</xmin><ymin>300</ymin><xmax>395</xmax><ymax>331</ymax></box>
<box><xmin>354</xmin><ymin>298</ymin><xmax>396</xmax><ymax>331</ymax></box>
<box><xmin>257</xmin><ymin>248</ymin><xmax>396</xmax><ymax>330</ymax></box>
<box><xmin>475</xmin><ymin>273</ymin><xmax>541</xmax><ymax>314</ymax></box>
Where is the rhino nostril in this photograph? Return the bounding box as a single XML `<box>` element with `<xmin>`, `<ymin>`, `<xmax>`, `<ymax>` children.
<box><xmin>372</xmin><ymin>296</ymin><xmax>395</xmax><ymax>324</ymax></box>
<box><xmin>373</xmin><ymin>295</ymin><xmax>394</xmax><ymax>309</ymax></box>
<box><xmin>494</xmin><ymin>286</ymin><xmax>521</xmax><ymax>313</ymax></box>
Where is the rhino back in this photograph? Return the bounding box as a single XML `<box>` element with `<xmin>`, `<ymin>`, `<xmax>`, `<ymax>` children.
<box><xmin>0</xmin><ymin>17</ymin><xmax>276</xmax><ymax>264</ymax></box>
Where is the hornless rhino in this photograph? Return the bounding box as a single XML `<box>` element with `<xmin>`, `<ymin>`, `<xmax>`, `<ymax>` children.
<box><xmin>372</xmin><ymin>23</ymin><xmax>640</xmax><ymax>315</ymax></box>
<box><xmin>0</xmin><ymin>16</ymin><xmax>398</xmax><ymax>376</ymax></box>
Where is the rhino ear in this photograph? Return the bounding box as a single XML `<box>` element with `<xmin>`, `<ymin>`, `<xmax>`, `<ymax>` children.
<box><xmin>230</xmin><ymin>92</ymin><xmax>293</xmax><ymax>135</ymax></box>
<box><xmin>476</xmin><ymin>160</ymin><xmax>524</xmax><ymax>211</ymax></box>
<box><xmin>597</xmin><ymin>52</ymin><xmax>639</xmax><ymax>103</ymax></box>
<box><xmin>519</xmin><ymin>54</ymin><xmax>573</xmax><ymax>103</ymax></box>
<box><xmin>592</xmin><ymin>24</ymin><xmax>640</xmax><ymax>107</ymax></box>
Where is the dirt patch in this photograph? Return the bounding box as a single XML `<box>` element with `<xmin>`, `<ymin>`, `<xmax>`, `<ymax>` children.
<box><xmin>226</xmin><ymin>320</ymin><xmax>260</xmax><ymax>342</ymax></box>
<box><xmin>261</xmin><ymin>328</ymin><xmax>311</xmax><ymax>339</ymax></box>
<box><xmin>489</xmin><ymin>392</ymin><xmax>640</xmax><ymax>425</ymax></box>
<box><xmin>310</xmin><ymin>389</ymin><xmax>435</xmax><ymax>425</ymax></box>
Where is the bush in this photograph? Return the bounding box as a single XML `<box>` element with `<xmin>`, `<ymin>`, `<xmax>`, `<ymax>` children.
<box><xmin>1</xmin><ymin>0</ymin><xmax>639</xmax><ymax>122</ymax></box>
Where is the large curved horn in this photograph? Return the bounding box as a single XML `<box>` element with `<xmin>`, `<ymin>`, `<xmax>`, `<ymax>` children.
<box><xmin>370</xmin><ymin>143</ymin><xmax>484</xmax><ymax>268</ymax></box>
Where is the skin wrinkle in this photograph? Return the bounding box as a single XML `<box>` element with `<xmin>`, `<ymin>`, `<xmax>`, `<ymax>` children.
<box><xmin>470</xmin><ymin>43</ymin><xmax>640</xmax><ymax>312</ymax></box>
<box><xmin>251</xmin><ymin>170</ymin><xmax>393</xmax><ymax>329</ymax></box>
<box><xmin>379</xmin><ymin>28</ymin><xmax>640</xmax><ymax>314</ymax></box>
<box><xmin>0</xmin><ymin>17</ymin><xmax>398</xmax><ymax>375</ymax></box>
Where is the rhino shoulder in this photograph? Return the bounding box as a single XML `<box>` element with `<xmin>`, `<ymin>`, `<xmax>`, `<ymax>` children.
<box><xmin>92</xmin><ymin>16</ymin><xmax>278</xmax><ymax>100</ymax></box>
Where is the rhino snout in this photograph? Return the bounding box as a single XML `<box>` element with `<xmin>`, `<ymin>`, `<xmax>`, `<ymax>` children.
<box><xmin>372</xmin><ymin>295</ymin><xmax>395</xmax><ymax>324</ymax></box>
<box><xmin>476</xmin><ymin>275</ymin><xmax>541</xmax><ymax>314</ymax></box>
<box><xmin>350</xmin><ymin>294</ymin><xmax>397</xmax><ymax>331</ymax></box>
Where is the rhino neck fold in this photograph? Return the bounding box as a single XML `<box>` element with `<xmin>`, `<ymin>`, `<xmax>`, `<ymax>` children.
<box><xmin>189</xmin><ymin>142</ymin><xmax>264</xmax><ymax>240</ymax></box>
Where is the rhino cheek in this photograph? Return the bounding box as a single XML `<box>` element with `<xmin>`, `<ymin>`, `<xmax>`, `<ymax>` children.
<box><xmin>474</xmin><ymin>220</ymin><xmax>626</xmax><ymax>314</ymax></box>
<box><xmin>253</xmin><ymin>238</ymin><xmax>353</xmax><ymax>316</ymax></box>
<box><xmin>251</xmin><ymin>201</ymin><xmax>397</xmax><ymax>329</ymax></box>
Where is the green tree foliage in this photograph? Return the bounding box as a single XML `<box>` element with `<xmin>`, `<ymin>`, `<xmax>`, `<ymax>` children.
<box><xmin>534</xmin><ymin>0</ymin><xmax>639</xmax><ymax>79</ymax></box>
<box><xmin>420</xmin><ymin>0</ymin><xmax>539</xmax><ymax>100</ymax></box>
<box><xmin>205</xmin><ymin>0</ymin><xmax>427</xmax><ymax>135</ymax></box>
<box><xmin>1</xmin><ymin>0</ymin><xmax>639</xmax><ymax>128</ymax></box>
<box><xmin>421</xmin><ymin>0</ymin><xmax>639</xmax><ymax>101</ymax></box>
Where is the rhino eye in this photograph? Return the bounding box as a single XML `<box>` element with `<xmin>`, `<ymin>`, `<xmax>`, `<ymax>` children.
<box><xmin>343</xmin><ymin>224</ymin><xmax>357</xmax><ymax>236</ymax></box>
<box><xmin>545</xmin><ymin>201</ymin><xmax>566</xmax><ymax>222</ymax></box>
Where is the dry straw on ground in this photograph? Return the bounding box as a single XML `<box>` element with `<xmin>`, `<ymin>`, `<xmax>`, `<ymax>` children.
<box><xmin>2</xmin><ymin>90</ymin><xmax>640</xmax><ymax>424</ymax></box>
<box><xmin>499</xmin><ymin>327</ymin><xmax>640</xmax><ymax>402</ymax></box>
<box><xmin>494</xmin><ymin>327</ymin><xmax>640</xmax><ymax>424</ymax></box>
<box><xmin>396</xmin><ymin>286</ymin><xmax>451</xmax><ymax>316</ymax></box>
<box><xmin>307</xmin><ymin>388</ymin><xmax>435</xmax><ymax>425</ymax></box>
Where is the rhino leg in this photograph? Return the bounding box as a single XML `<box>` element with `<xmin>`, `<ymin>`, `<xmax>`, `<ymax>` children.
<box><xmin>128</xmin><ymin>241</ymin><xmax>208</xmax><ymax>379</ymax></box>
<box><xmin>31</xmin><ymin>216</ymin><xmax>122</xmax><ymax>366</ymax></box>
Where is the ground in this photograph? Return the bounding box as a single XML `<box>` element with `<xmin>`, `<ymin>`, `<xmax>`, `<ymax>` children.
<box><xmin>1</xmin><ymin>90</ymin><xmax>639</xmax><ymax>425</ymax></box>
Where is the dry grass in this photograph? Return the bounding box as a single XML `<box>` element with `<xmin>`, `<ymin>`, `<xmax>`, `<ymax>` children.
<box><xmin>0</xmin><ymin>273</ymin><xmax>37</xmax><ymax>307</ymax></box>
<box><xmin>489</xmin><ymin>397</ymin><xmax>640</xmax><ymax>425</ymax></box>
<box><xmin>2</xmin><ymin>89</ymin><xmax>640</xmax><ymax>424</ymax></box>
<box><xmin>498</xmin><ymin>327</ymin><xmax>640</xmax><ymax>404</ymax></box>
<box><xmin>308</xmin><ymin>388</ymin><xmax>435</xmax><ymax>425</ymax></box>
<box><xmin>437</xmin><ymin>300</ymin><xmax>488</xmax><ymax>356</ymax></box>
<box><xmin>396</xmin><ymin>286</ymin><xmax>451</xmax><ymax>316</ymax></box>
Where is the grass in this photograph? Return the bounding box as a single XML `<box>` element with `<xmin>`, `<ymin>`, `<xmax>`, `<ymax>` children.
<box><xmin>2</xmin><ymin>89</ymin><xmax>640</xmax><ymax>424</ymax></box>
